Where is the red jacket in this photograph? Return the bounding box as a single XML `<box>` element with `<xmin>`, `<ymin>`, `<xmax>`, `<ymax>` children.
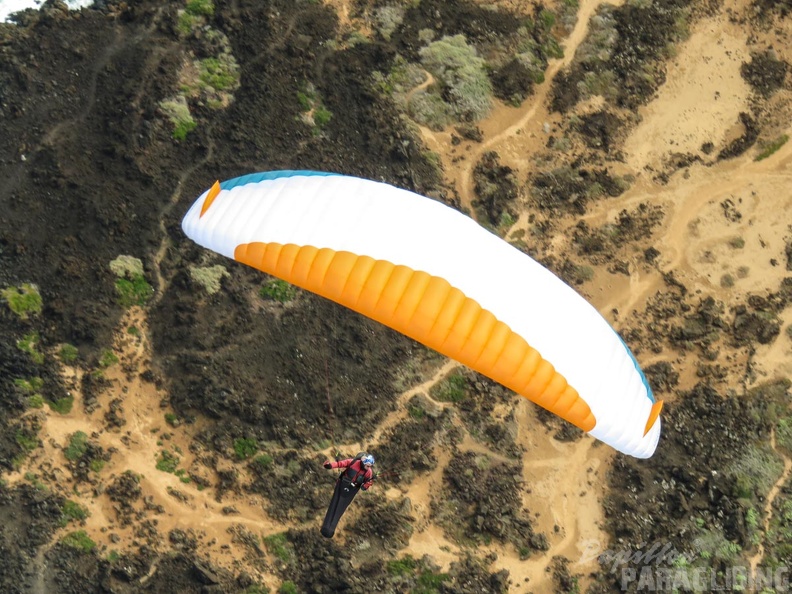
<box><xmin>329</xmin><ymin>458</ymin><xmax>374</xmax><ymax>490</ymax></box>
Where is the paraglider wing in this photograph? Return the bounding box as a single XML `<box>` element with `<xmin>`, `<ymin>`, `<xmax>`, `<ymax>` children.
<box><xmin>182</xmin><ymin>171</ymin><xmax>661</xmax><ymax>458</ymax></box>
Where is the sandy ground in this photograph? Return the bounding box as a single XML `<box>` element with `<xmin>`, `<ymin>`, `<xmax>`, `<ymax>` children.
<box><xmin>8</xmin><ymin>0</ymin><xmax>792</xmax><ymax>590</ymax></box>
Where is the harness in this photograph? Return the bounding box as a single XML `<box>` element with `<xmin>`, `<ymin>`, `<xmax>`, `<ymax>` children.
<box><xmin>336</xmin><ymin>452</ymin><xmax>371</xmax><ymax>488</ymax></box>
<box><xmin>340</xmin><ymin>460</ymin><xmax>370</xmax><ymax>487</ymax></box>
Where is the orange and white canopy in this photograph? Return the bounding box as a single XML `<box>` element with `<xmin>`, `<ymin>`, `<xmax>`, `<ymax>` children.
<box><xmin>182</xmin><ymin>171</ymin><xmax>662</xmax><ymax>458</ymax></box>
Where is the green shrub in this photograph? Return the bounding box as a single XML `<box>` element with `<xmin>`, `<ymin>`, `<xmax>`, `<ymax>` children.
<box><xmin>729</xmin><ymin>444</ymin><xmax>784</xmax><ymax>499</ymax></box>
<box><xmin>418</xmin><ymin>34</ymin><xmax>493</xmax><ymax>123</ymax></box>
<box><xmin>199</xmin><ymin>55</ymin><xmax>240</xmax><ymax>92</ymax></box>
<box><xmin>186</xmin><ymin>0</ymin><xmax>214</xmax><ymax>17</ymax></box>
<box><xmin>115</xmin><ymin>275</ymin><xmax>153</xmax><ymax>307</ymax></box>
<box><xmin>263</xmin><ymin>532</ymin><xmax>292</xmax><ymax>563</ymax></box>
<box><xmin>17</xmin><ymin>332</ymin><xmax>44</xmax><ymax>364</ymax></box>
<box><xmin>157</xmin><ymin>450</ymin><xmax>180</xmax><ymax>473</ymax></box>
<box><xmin>254</xmin><ymin>453</ymin><xmax>274</xmax><ymax>469</ymax></box>
<box><xmin>408</xmin><ymin>405</ymin><xmax>425</xmax><ymax>419</ymax></box>
<box><xmin>14</xmin><ymin>377</ymin><xmax>43</xmax><ymax>394</ymax></box>
<box><xmin>296</xmin><ymin>90</ymin><xmax>313</xmax><ymax>111</ymax></box>
<box><xmin>109</xmin><ymin>255</ymin><xmax>144</xmax><ymax>278</ymax></box>
<box><xmin>110</xmin><ymin>255</ymin><xmax>153</xmax><ymax>307</ymax></box>
<box><xmin>430</xmin><ymin>372</ymin><xmax>467</xmax><ymax>403</ymax></box>
<box><xmin>99</xmin><ymin>350</ymin><xmax>119</xmax><ymax>368</ymax></box>
<box><xmin>58</xmin><ymin>344</ymin><xmax>79</xmax><ymax>364</ymax></box>
<box><xmin>755</xmin><ymin>134</ymin><xmax>789</xmax><ymax>161</ymax></box>
<box><xmin>48</xmin><ymin>394</ymin><xmax>74</xmax><ymax>415</ymax></box>
<box><xmin>1</xmin><ymin>283</ymin><xmax>42</xmax><ymax>319</ymax></box>
<box><xmin>189</xmin><ymin>265</ymin><xmax>230</xmax><ymax>295</ymax></box>
<box><xmin>260</xmin><ymin>279</ymin><xmax>297</xmax><ymax>303</ymax></box>
<box><xmin>28</xmin><ymin>395</ymin><xmax>44</xmax><ymax>409</ymax></box>
<box><xmin>16</xmin><ymin>429</ymin><xmax>39</xmax><ymax>454</ymax></box>
<box><xmin>313</xmin><ymin>105</ymin><xmax>332</xmax><ymax>128</ymax></box>
<box><xmin>417</xmin><ymin>570</ymin><xmax>449</xmax><ymax>592</ymax></box>
<box><xmin>64</xmin><ymin>431</ymin><xmax>88</xmax><ymax>461</ymax></box>
<box><xmin>61</xmin><ymin>530</ymin><xmax>96</xmax><ymax>553</ymax></box>
<box><xmin>60</xmin><ymin>500</ymin><xmax>90</xmax><ymax>526</ymax></box>
<box><xmin>278</xmin><ymin>581</ymin><xmax>298</xmax><ymax>594</ymax></box>
<box><xmin>387</xmin><ymin>555</ymin><xmax>417</xmax><ymax>575</ymax></box>
<box><xmin>374</xmin><ymin>5</ymin><xmax>405</xmax><ymax>40</ymax></box>
<box><xmin>408</xmin><ymin>90</ymin><xmax>453</xmax><ymax>131</ymax></box>
<box><xmin>234</xmin><ymin>437</ymin><xmax>258</xmax><ymax>460</ymax></box>
<box><xmin>159</xmin><ymin>98</ymin><xmax>197</xmax><ymax>140</ymax></box>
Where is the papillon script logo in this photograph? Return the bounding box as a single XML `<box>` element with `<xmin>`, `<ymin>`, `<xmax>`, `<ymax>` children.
<box><xmin>577</xmin><ymin>540</ymin><xmax>789</xmax><ymax>592</ymax></box>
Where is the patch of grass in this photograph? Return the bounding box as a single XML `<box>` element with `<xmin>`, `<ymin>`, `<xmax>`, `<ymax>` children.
<box><xmin>16</xmin><ymin>429</ymin><xmax>39</xmax><ymax>454</ymax></box>
<box><xmin>99</xmin><ymin>350</ymin><xmax>119</xmax><ymax>368</ymax></box>
<box><xmin>58</xmin><ymin>343</ymin><xmax>79</xmax><ymax>364</ymax></box>
<box><xmin>17</xmin><ymin>332</ymin><xmax>44</xmax><ymax>364</ymax></box>
<box><xmin>430</xmin><ymin>372</ymin><xmax>467</xmax><ymax>403</ymax></box>
<box><xmin>24</xmin><ymin>472</ymin><xmax>47</xmax><ymax>491</ymax></box>
<box><xmin>253</xmin><ymin>453</ymin><xmax>273</xmax><ymax>470</ymax></box>
<box><xmin>755</xmin><ymin>134</ymin><xmax>788</xmax><ymax>161</ymax></box>
<box><xmin>159</xmin><ymin>97</ymin><xmax>197</xmax><ymax>140</ymax></box>
<box><xmin>408</xmin><ymin>405</ymin><xmax>426</xmax><ymax>419</ymax></box>
<box><xmin>14</xmin><ymin>377</ymin><xmax>43</xmax><ymax>394</ymax></box>
<box><xmin>61</xmin><ymin>530</ymin><xmax>96</xmax><ymax>553</ymax></box>
<box><xmin>278</xmin><ymin>580</ymin><xmax>297</xmax><ymax>594</ymax></box>
<box><xmin>48</xmin><ymin>394</ymin><xmax>74</xmax><ymax>415</ymax></box>
<box><xmin>90</xmin><ymin>458</ymin><xmax>105</xmax><ymax>473</ymax></box>
<box><xmin>233</xmin><ymin>437</ymin><xmax>258</xmax><ymax>460</ymax></box>
<box><xmin>263</xmin><ymin>532</ymin><xmax>293</xmax><ymax>563</ymax></box>
<box><xmin>165</xmin><ymin>413</ymin><xmax>180</xmax><ymax>427</ymax></box>
<box><xmin>64</xmin><ymin>431</ymin><xmax>88</xmax><ymax>461</ymax></box>
<box><xmin>198</xmin><ymin>55</ymin><xmax>240</xmax><ymax>92</ymax></box>
<box><xmin>296</xmin><ymin>90</ymin><xmax>313</xmax><ymax>112</ymax></box>
<box><xmin>387</xmin><ymin>555</ymin><xmax>417</xmax><ymax>576</ymax></box>
<box><xmin>260</xmin><ymin>279</ymin><xmax>297</xmax><ymax>303</ymax></box>
<box><xmin>2</xmin><ymin>283</ymin><xmax>42</xmax><ymax>319</ymax></box>
<box><xmin>110</xmin><ymin>255</ymin><xmax>153</xmax><ymax>306</ymax></box>
<box><xmin>28</xmin><ymin>394</ymin><xmax>44</xmax><ymax>409</ymax></box>
<box><xmin>186</xmin><ymin>0</ymin><xmax>214</xmax><ymax>17</ymax></box>
<box><xmin>156</xmin><ymin>449</ymin><xmax>180</xmax><ymax>473</ymax></box>
<box><xmin>415</xmin><ymin>570</ymin><xmax>449</xmax><ymax>594</ymax></box>
<box><xmin>313</xmin><ymin>105</ymin><xmax>332</xmax><ymax>128</ymax></box>
<box><xmin>189</xmin><ymin>265</ymin><xmax>230</xmax><ymax>295</ymax></box>
<box><xmin>60</xmin><ymin>500</ymin><xmax>90</xmax><ymax>527</ymax></box>
<box><xmin>114</xmin><ymin>275</ymin><xmax>154</xmax><ymax>307</ymax></box>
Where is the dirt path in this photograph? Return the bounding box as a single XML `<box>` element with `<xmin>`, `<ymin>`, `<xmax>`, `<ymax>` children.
<box><xmin>7</xmin><ymin>309</ymin><xmax>289</xmax><ymax>590</ymax></box>
<box><xmin>414</xmin><ymin>0</ymin><xmax>626</xmax><ymax>215</ymax></box>
<box><xmin>748</xmin><ymin>429</ymin><xmax>792</xmax><ymax>576</ymax></box>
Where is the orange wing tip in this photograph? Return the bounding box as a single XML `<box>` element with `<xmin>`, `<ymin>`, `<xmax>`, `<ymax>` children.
<box><xmin>643</xmin><ymin>400</ymin><xmax>664</xmax><ymax>436</ymax></box>
<box><xmin>200</xmin><ymin>180</ymin><xmax>222</xmax><ymax>218</ymax></box>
